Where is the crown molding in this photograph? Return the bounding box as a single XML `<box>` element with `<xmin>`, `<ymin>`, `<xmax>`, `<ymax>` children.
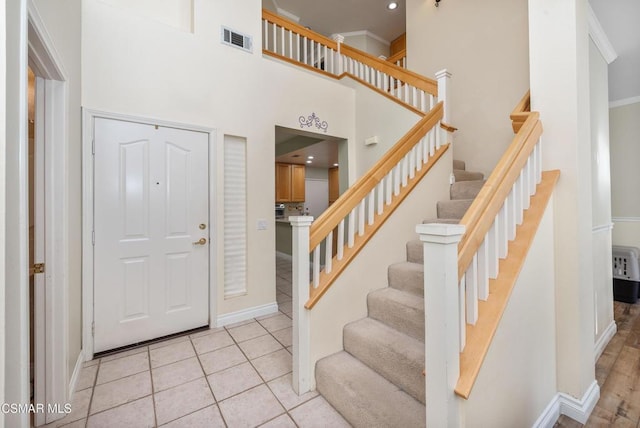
<box><xmin>609</xmin><ymin>96</ymin><xmax>640</xmax><ymax>109</ymax></box>
<box><xmin>332</xmin><ymin>30</ymin><xmax>390</xmax><ymax>46</ymax></box>
<box><xmin>588</xmin><ymin>5</ymin><xmax>617</xmax><ymax>65</ymax></box>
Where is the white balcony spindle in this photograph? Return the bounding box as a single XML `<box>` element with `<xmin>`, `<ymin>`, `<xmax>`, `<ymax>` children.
<box><xmin>337</xmin><ymin>220</ymin><xmax>345</xmax><ymax>260</ymax></box>
<box><xmin>477</xmin><ymin>238</ymin><xmax>489</xmax><ymax>300</ymax></box>
<box><xmin>358</xmin><ymin>200</ymin><xmax>366</xmax><ymax>236</ymax></box>
<box><xmin>508</xmin><ymin>188</ymin><xmax>516</xmax><ymax>241</ymax></box>
<box><xmin>348</xmin><ymin>209</ymin><xmax>356</xmax><ymax>248</ymax></box>
<box><xmin>368</xmin><ymin>190</ymin><xmax>375</xmax><ymax>225</ymax></box>
<box><xmin>516</xmin><ymin>173</ymin><xmax>524</xmax><ymax>225</ymax></box>
<box><xmin>312</xmin><ymin>245</ymin><xmax>320</xmax><ymax>287</ymax></box>
<box><xmin>499</xmin><ymin>202</ymin><xmax>508</xmax><ymax>258</ymax></box>
<box><xmin>281</xmin><ymin>25</ymin><xmax>285</xmax><ymax>54</ymax></box>
<box><xmin>465</xmin><ymin>255</ymin><xmax>479</xmax><ymax>325</ymax></box>
<box><xmin>393</xmin><ymin>165</ymin><xmax>401</xmax><ymax>196</ymax></box>
<box><xmin>385</xmin><ymin>172</ymin><xmax>393</xmax><ymax>205</ymax></box>
<box><xmin>377</xmin><ymin>181</ymin><xmax>384</xmax><ymax>215</ymax></box>
<box><xmin>325</xmin><ymin>232</ymin><xmax>333</xmax><ymax>274</ymax></box>
<box><xmin>263</xmin><ymin>20</ymin><xmax>268</xmax><ymax>51</ymax></box>
<box><xmin>488</xmin><ymin>220</ymin><xmax>499</xmax><ymax>279</ymax></box>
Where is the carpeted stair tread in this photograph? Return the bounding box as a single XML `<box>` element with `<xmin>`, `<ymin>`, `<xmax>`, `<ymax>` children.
<box><xmin>453</xmin><ymin>159</ymin><xmax>466</xmax><ymax>170</ymax></box>
<box><xmin>437</xmin><ymin>199</ymin><xmax>474</xmax><ymax>219</ymax></box>
<box><xmin>388</xmin><ymin>262</ymin><xmax>424</xmax><ymax>296</ymax></box>
<box><xmin>422</xmin><ymin>218</ymin><xmax>460</xmax><ymax>224</ymax></box>
<box><xmin>454</xmin><ymin>169</ymin><xmax>484</xmax><ymax>182</ymax></box>
<box><xmin>451</xmin><ymin>180</ymin><xmax>485</xmax><ymax>200</ymax></box>
<box><xmin>368</xmin><ymin>288</ymin><xmax>424</xmax><ymax>342</ymax></box>
<box><xmin>344</xmin><ymin>317</ymin><xmax>425</xmax><ymax>404</ymax></box>
<box><xmin>316</xmin><ymin>351</ymin><xmax>425</xmax><ymax>428</ymax></box>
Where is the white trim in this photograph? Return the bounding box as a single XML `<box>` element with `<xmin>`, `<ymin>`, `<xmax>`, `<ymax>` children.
<box><xmin>82</xmin><ymin>109</ymin><xmax>217</xmax><ymax>359</ymax></box>
<box><xmin>609</xmin><ymin>96</ymin><xmax>640</xmax><ymax>109</ymax></box>
<box><xmin>587</xmin><ymin>5</ymin><xmax>617</xmax><ymax>65</ymax></box>
<box><xmin>612</xmin><ymin>216</ymin><xmax>640</xmax><ymax>223</ymax></box>
<box><xmin>591</xmin><ymin>223</ymin><xmax>613</xmax><ymax>233</ymax></box>
<box><xmin>332</xmin><ymin>30</ymin><xmax>390</xmax><ymax>46</ymax></box>
<box><xmin>531</xmin><ymin>394</ymin><xmax>561</xmax><ymax>428</ymax></box>
<box><xmin>67</xmin><ymin>350</ymin><xmax>84</xmax><ymax>401</ymax></box>
<box><xmin>594</xmin><ymin>320</ymin><xmax>617</xmax><ymax>362</ymax></box>
<box><xmin>27</xmin><ymin>1</ymin><xmax>66</xmax><ymax>80</ymax></box>
<box><xmin>533</xmin><ymin>381</ymin><xmax>600</xmax><ymax>427</ymax></box>
<box><xmin>216</xmin><ymin>302</ymin><xmax>279</xmax><ymax>327</ymax></box>
<box><xmin>558</xmin><ymin>381</ymin><xmax>600</xmax><ymax>424</ymax></box>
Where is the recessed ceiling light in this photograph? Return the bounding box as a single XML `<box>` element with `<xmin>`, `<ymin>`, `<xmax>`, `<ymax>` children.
<box><xmin>333</xmin><ymin>163</ymin><xmax>339</xmax><ymax>167</ymax></box>
<box><xmin>387</xmin><ymin>2</ymin><xmax>398</xmax><ymax>10</ymax></box>
<box><xmin>306</xmin><ymin>160</ymin><xmax>312</xmax><ymax>164</ymax></box>
<box><xmin>307</xmin><ymin>156</ymin><xmax>314</xmax><ymax>159</ymax></box>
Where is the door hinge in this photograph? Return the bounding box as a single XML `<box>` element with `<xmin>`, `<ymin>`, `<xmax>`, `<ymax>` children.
<box><xmin>30</xmin><ymin>263</ymin><xmax>45</xmax><ymax>275</ymax></box>
<box><xmin>91</xmin><ymin>322</ymin><xmax>95</xmax><ymax>337</ymax></box>
<box><xmin>92</xmin><ymin>231</ymin><xmax>95</xmax><ymax>246</ymax></box>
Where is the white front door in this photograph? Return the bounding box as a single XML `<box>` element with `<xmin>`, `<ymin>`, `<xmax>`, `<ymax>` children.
<box><xmin>93</xmin><ymin>118</ymin><xmax>210</xmax><ymax>353</ymax></box>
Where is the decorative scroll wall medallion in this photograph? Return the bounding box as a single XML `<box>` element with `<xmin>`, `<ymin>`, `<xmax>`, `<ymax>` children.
<box><xmin>299</xmin><ymin>113</ymin><xmax>328</xmax><ymax>133</ymax></box>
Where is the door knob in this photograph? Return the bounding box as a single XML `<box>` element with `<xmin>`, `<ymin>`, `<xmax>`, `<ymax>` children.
<box><xmin>193</xmin><ymin>238</ymin><xmax>207</xmax><ymax>245</ymax></box>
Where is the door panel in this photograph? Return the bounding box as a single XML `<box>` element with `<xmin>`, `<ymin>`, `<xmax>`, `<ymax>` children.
<box><xmin>94</xmin><ymin>118</ymin><xmax>209</xmax><ymax>352</ymax></box>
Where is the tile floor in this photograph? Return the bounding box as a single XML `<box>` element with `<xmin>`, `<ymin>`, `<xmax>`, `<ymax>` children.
<box><xmin>554</xmin><ymin>300</ymin><xmax>640</xmax><ymax>428</ymax></box>
<box><xmin>42</xmin><ymin>254</ymin><xmax>350</xmax><ymax>428</ymax></box>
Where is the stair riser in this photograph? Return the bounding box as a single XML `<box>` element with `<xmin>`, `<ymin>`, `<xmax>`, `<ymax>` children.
<box><xmin>450</xmin><ymin>180</ymin><xmax>485</xmax><ymax>200</ymax></box>
<box><xmin>344</xmin><ymin>320</ymin><xmax>425</xmax><ymax>404</ymax></box>
<box><xmin>368</xmin><ymin>290</ymin><xmax>424</xmax><ymax>343</ymax></box>
<box><xmin>388</xmin><ymin>263</ymin><xmax>424</xmax><ymax>296</ymax></box>
<box><xmin>436</xmin><ymin>199</ymin><xmax>473</xmax><ymax>219</ymax></box>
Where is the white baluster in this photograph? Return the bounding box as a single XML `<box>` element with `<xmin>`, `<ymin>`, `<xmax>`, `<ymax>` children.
<box><xmin>498</xmin><ymin>202</ymin><xmax>508</xmax><ymax>259</ymax></box>
<box><xmin>430</xmin><ymin>94</ymin><xmax>435</xmax><ymax>110</ymax></box>
<box><xmin>377</xmin><ymin>181</ymin><xmax>384</xmax><ymax>215</ymax></box>
<box><xmin>523</xmin><ymin>157</ymin><xmax>531</xmax><ymax>210</ymax></box>
<box><xmin>515</xmin><ymin>172</ymin><xmax>524</xmax><ymax>225</ymax></box>
<box><xmin>477</xmin><ymin>237</ymin><xmax>489</xmax><ymax>300</ymax></box>
<box><xmin>421</xmin><ymin>91</ymin><xmax>426</xmax><ymax>113</ymax></box>
<box><xmin>272</xmin><ymin>23</ymin><xmax>277</xmax><ymax>54</ymax></box>
<box><xmin>325</xmin><ymin>231</ymin><xmax>333</xmax><ymax>274</ymax></box>
<box><xmin>303</xmin><ymin>36</ymin><xmax>307</xmax><ymax>64</ymax></box>
<box><xmin>290</xmin><ymin>216</ymin><xmax>313</xmax><ymax>395</ymax></box>
<box><xmin>508</xmin><ymin>187</ymin><xmax>516</xmax><ymax>241</ymax></box>
<box><xmin>393</xmin><ymin>165</ymin><xmax>401</xmax><ymax>196</ymax></box>
<box><xmin>529</xmin><ymin>152</ymin><xmax>536</xmax><ymax>197</ymax></box>
<box><xmin>310</xmin><ymin>41</ymin><xmax>314</xmax><ymax>67</ymax></box>
<box><xmin>404</xmin><ymin>83</ymin><xmax>409</xmax><ymax>104</ymax></box>
<box><xmin>488</xmin><ymin>220</ymin><xmax>499</xmax><ymax>279</ymax></box>
<box><xmin>412</xmin><ymin>87</ymin><xmax>418</xmax><ymax>109</ymax></box>
<box><xmin>313</xmin><ymin>245</ymin><xmax>320</xmax><ymax>287</ymax></box>
<box><xmin>435</xmin><ymin>123</ymin><xmax>442</xmax><ymax>149</ymax></box>
<box><xmin>358</xmin><ymin>199</ymin><xmax>366</xmax><ymax>236</ymax></box>
<box><xmin>368</xmin><ymin>190</ymin><xmax>375</xmax><ymax>225</ymax></box>
<box><xmin>348</xmin><ymin>208</ymin><xmax>356</xmax><ymax>248</ymax></box>
<box><xmin>402</xmin><ymin>154</ymin><xmax>409</xmax><ymax>187</ymax></box>
<box><xmin>288</xmin><ymin>30</ymin><xmax>293</xmax><ymax>59</ymax></box>
<box><xmin>337</xmin><ymin>219</ymin><xmax>345</xmax><ymax>260</ymax></box>
<box><xmin>459</xmin><ymin>276</ymin><xmax>467</xmax><ymax>350</ymax></box>
<box><xmin>423</xmin><ymin>134</ymin><xmax>430</xmax><ymax>163</ymax></box>
<box><xmin>465</xmin><ymin>255</ymin><xmax>478</xmax><ymax>325</ymax></box>
<box><xmin>385</xmin><ymin>172</ymin><xmax>393</xmax><ymax>205</ymax></box>
<box><xmin>383</xmin><ymin>73</ymin><xmax>388</xmax><ymax>92</ymax></box>
<box><xmin>323</xmin><ymin>45</ymin><xmax>328</xmax><ymax>71</ymax></box>
<box><xmin>296</xmin><ymin>33</ymin><xmax>300</xmax><ymax>61</ymax></box>
<box><xmin>429</xmin><ymin>128</ymin><xmax>436</xmax><ymax>156</ymax></box>
<box><xmin>281</xmin><ymin>25</ymin><xmax>285</xmax><ymax>54</ymax></box>
<box><xmin>416</xmin><ymin>140</ymin><xmax>423</xmax><ymax>171</ymax></box>
<box><xmin>536</xmin><ymin>141</ymin><xmax>543</xmax><ymax>184</ymax></box>
<box><xmin>263</xmin><ymin>20</ymin><xmax>268</xmax><ymax>51</ymax></box>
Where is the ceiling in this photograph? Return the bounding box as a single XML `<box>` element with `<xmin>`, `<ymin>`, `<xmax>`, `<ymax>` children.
<box><xmin>264</xmin><ymin>0</ymin><xmax>638</xmax><ymax>102</ymax></box>
<box><xmin>275</xmin><ymin>127</ymin><xmax>340</xmax><ymax>169</ymax></box>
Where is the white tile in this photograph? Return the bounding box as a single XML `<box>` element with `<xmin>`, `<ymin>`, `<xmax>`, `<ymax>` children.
<box><xmin>41</xmin><ymin>388</ymin><xmax>92</xmax><ymax>427</ymax></box>
<box><xmin>97</xmin><ymin>352</ymin><xmax>149</xmax><ymax>384</ymax></box>
<box><xmin>207</xmin><ymin>362</ymin><xmax>263</xmax><ymax>401</ymax></box>
<box><xmin>149</xmin><ymin>340</ymin><xmax>195</xmax><ymax>368</ymax></box>
<box><xmin>267</xmin><ymin>374</ymin><xmax>318</xmax><ymax>410</ymax></box>
<box><xmin>160</xmin><ymin>405</ymin><xmax>225</xmax><ymax>427</ymax></box>
<box><xmin>148</xmin><ymin>335</ymin><xmax>190</xmax><ymax>350</ymax></box>
<box><xmin>227</xmin><ymin>321</ymin><xmax>269</xmax><ymax>343</ymax></box>
<box><xmin>154</xmin><ymin>377</ymin><xmax>215</xmax><ymax>425</ymax></box>
<box><xmin>271</xmin><ymin>327</ymin><xmax>292</xmax><ymax>348</ymax></box>
<box><xmin>252</xmin><ymin>349</ymin><xmax>292</xmax><ymax>381</ymax></box>
<box><xmin>289</xmin><ymin>396</ymin><xmax>350</xmax><ymax>428</ymax></box>
<box><xmin>87</xmin><ymin>396</ymin><xmax>155</xmax><ymax>428</ymax></box>
<box><xmin>223</xmin><ymin>318</ymin><xmax>254</xmax><ymax>329</ymax></box>
<box><xmin>75</xmin><ymin>364</ymin><xmax>98</xmax><ymax>391</ymax></box>
<box><xmin>199</xmin><ymin>345</ymin><xmax>247</xmax><ymax>375</ymax></box>
<box><xmin>90</xmin><ymin>371</ymin><xmax>151</xmax><ymax>414</ymax></box>
<box><xmin>278</xmin><ymin>301</ymin><xmax>292</xmax><ymax>315</ymax></box>
<box><xmin>259</xmin><ymin>414</ymin><xmax>297</xmax><ymax>427</ymax></box>
<box><xmin>218</xmin><ymin>385</ymin><xmax>285</xmax><ymax>427</ymax></box>
<box><xmin>189</xmin><ymin>326</ymin><xmax>226</xmax><ymax>339</ymax></box>
<box><xmin>83</xmin><ymin>358</ymin><xmax>100</xmax><ymax>368</ymax></box>
<box><xmin>152</xmin><ymin>356</ymin><xmax>204</xmax><ymax>392</ymax></box>
<box><xmin>238</xmin><ymin>334</ymin><xmax>283</xmax><ymax>360</ymax></box>
<box><xmin>192</xmin><ymin>330</ymin><xmax>234</xmax><ymax>355</ymax></box>
<box><xmin>258</xmin><ymin>314</ymin><xmax>292</xmax><ymax>333</ymax></box>
<box><xmin>100</xmin><ymin>346</ymin><xmax>148</xmax><ymax>363</ymax></box>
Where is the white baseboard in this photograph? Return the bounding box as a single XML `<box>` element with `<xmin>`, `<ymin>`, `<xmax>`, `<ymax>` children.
<box><xmin>533</xmin><ymin>381</ymin><xmax>600</xmax><ymax>427</ymax></box>
<box><xmin>68</xmin><ymin>349</ymin><xmax>85</xmax><ymax>399</ymax></box>
<box><xmin>216</xmin><ymin>302</ymin><xmax>279</xmax><ymax>327</ymax></box>
<box><xmin>594</xmin><ymin>321</ymin><xmax>617</xmax><ymax>362</ymax></box>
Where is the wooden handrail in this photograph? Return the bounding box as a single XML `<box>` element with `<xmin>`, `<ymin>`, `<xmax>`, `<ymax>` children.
<box><xmin>509</xmin><ymin>90</ymin><xmax>530</xmax><ymax>133</ymax></box>
<box><xmin>262</xmin><ymin>9</ymin><xmax>338</xmax><ymax>51</ymax></box>
<box><xmin>457</xmin><ymin>108</ymin><xmax>541</xmax><ymax>279</ymax></box>
<box><xmin>341</xmin><ymin>45</ymin><xmax>437</xmax><ymax>96</ymax></box>
<box><xmin>309</xmin><ymin>102</ymin><xmax>444</xmax><ymax>250</ymax></box>
<box><xmin>262</xmin><ymin>9</ymin><xmax>437</xmax><ymax>97</ymax></box>
<box><xmin>387</xmin><ymin>49</ymin><xmax>407</xmax><ymax>64</ymax></box>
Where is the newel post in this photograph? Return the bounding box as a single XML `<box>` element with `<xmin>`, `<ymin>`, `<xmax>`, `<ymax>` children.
<box><xmin>416</xmin><ymin>223</ymin><xmax>465</xmax><ymax>428</ymax></box>
<box><xmin>435</xmin><ymin>69</ymin><xmax>452</xmax><ymax>123</ymax></box>
<box><xmin>290</xmin><ymin>216</ymin><xmax>313</xmax><ymax>395</ymax></box>
<box><xmin>333</xmin><ymin>34</ymin><xmax>344</xmax><ymax>75</ymax></box>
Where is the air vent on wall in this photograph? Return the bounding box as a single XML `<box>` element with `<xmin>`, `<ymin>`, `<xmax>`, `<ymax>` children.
<box><xmin>221</xmin><ymin>26</ymin><xmax>252</xmax><ymax>53</ymax></box>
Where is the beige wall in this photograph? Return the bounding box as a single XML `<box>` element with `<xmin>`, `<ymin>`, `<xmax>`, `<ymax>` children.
<box><xmin>33</xmin><ymin>0</ymin><xmax>84</xmax><ymax>388</ymax></box>
<box><xmin>589</xmin><ymin>39</ymin><xmax>614</xmax><ymax>345</ymax></box>
<box><xmin>405</xmin><ymin>0</ymin><xmax>529</xmax><ymax>176</ymax></box>
<box><xmin>342</xmin><ymin>32</ymin><xmax>389</xmax><ymax>58</ymax></box>
<box><xmin>610</xmin><ymin>101</ymin><xmax>640</xmax><ymax>247</ymax></box>
<box><xmin>1</xmin><ymin>0</ymin><xmax>8</xmax><ymax>424</ymax></box>
<box><xmin>465</xmin><ymin>196</ymin><xmax>557</xmax><ymax>427</ymax></box>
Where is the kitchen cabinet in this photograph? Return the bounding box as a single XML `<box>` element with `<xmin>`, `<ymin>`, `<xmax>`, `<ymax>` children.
<box><xmin>276</xmin><ymin>163</ymin><xmax>305</xmax><ymax>202</ymax></box>
<box><xmin>328</xmin><ymin>167</ymin><xmax>339</xmax><ymax>204</ymax></box>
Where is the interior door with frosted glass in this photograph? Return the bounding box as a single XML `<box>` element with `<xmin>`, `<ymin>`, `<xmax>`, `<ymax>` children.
<box><xmin>93</xmin><ymin>118</ymin><xmax>209</xmax><ymax>353</ymax></box>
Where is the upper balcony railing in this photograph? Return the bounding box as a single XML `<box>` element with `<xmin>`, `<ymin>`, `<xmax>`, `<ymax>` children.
<box><xmin>262</xmin><ymin>9</ymin><xmax>437</xmax><ymax>115</ymax></box>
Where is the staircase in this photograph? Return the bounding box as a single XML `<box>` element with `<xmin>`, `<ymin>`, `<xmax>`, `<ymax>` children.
<box><xmin>315</xmin><ymin>160</ymin><xmax>485</xmax><ymax>427</ymax></box>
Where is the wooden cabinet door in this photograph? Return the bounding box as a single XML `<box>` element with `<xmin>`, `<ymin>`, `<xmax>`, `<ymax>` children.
<box><xmin>275</xmin><ymin>163</ymin><xmax>291</xmax><ymax>202</ymax></box>
<box><xmin>291</xmin><ymin>164</ymin><xmax>306</xmax><ymax>202</ymax></box>
<box><xmin>328</xmin><ymin>167</ymin><xmax>339</xmax><ymax>204</ymax></box>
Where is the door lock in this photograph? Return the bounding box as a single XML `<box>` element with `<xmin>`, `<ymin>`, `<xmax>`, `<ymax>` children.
<box><xmin>199</xmin><ymin>224</ymin><xmax>207</xmax><ymax>230</ymax></box>
<box><xmin>193</xmin><ymin>238</ymin><xmax>207</xmax><ymax>245</ymax></box>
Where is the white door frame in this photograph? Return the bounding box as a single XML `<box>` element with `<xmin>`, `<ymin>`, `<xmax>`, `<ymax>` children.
<box><xmin>82</xmin><ymin>110</ymin><xmax>218</xmax><ymax>359</ymax></box>
<box><xmin>28</xmin><ymin>2</ymin><xmax>69</xmax><ymax>425</ymax></box>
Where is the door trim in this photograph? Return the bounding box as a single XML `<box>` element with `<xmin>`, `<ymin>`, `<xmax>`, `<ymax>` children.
<box><xmin>82</xmin><ymin>109</ymin><xmax>217</xmax><ymax>359</ymax></box>
<box><xmin>28</xmin><ymin>2</ymin><xmax>69</xmax><ymax>425</ymax></box>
